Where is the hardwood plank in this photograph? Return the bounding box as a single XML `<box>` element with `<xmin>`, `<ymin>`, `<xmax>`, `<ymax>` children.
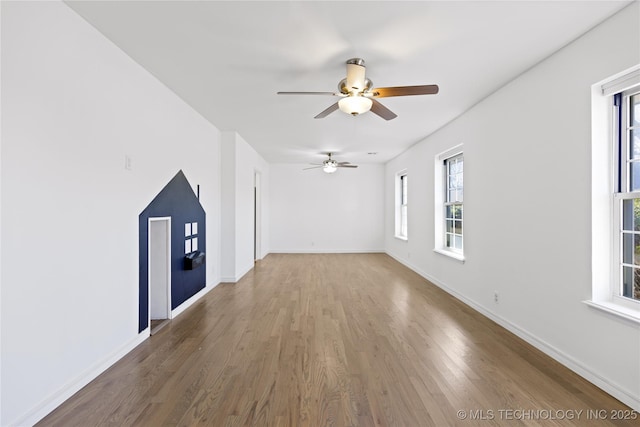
<box><xmin>37</xmin><ymin>253</ymin><xmax>637</xmax><ymax>426</ymax></box>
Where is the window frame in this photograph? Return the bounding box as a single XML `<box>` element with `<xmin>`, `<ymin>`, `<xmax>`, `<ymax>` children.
<box><xmin>434</xmin><ymin>145</ymin><xmax>465</xmax><ymax>262</ymax></box>
<box><xmin>612</xmin><ymin>87</ymin><xmax>640</xmax><ymax>305</ymax></box>
<box><xmin>444</xmin><ymin>154</ymin><xmax>464</xmax><ymax>253</ymax></box>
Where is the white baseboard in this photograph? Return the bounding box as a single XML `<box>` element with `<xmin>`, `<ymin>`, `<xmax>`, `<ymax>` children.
<box><xmin>237</xmin><ymin>262</ymin><xmax>254</xmax><ymax>281</ymax></box>
<box><xmin>220</xmin><ymin>262</ymin><xmax>254</xmax><ymax>283</ymax></box>
<box><xmin>385</xmin><ymin>252</ymin><xmax>640</xmax><ymax>412</ymax></box>
<box><xmin>171</xmin><ymin>281</ymin><xmax>219</xmax><ymax>318</ymax></box>
<box><xmin>12</xmin><ymin>332</ymin><xmax>149</xmax><ymax>427</ymax></box>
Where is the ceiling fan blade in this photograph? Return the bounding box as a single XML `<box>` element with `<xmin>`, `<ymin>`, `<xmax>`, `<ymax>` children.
<box><xmin>338</xmin><ymin>164</ymin><xmax>358</xmax><ymax>168</ymax></box>
<box><xmin>337</xmin><ymin>161</ymin><xmax>351</xmax><ymax>165</ymax></box>
<box><xmin>277</xmin><ymin>91</ymin><xmax>337</xmax><ymax>96</ymax></box>
<box><xmin>370</xmin><ymin>99</ymin><xmax>397</xmax><ymax>121</ymax></box>
<box><xmin>303</xmin><ymin>165</ymin><xmax>323</xmax><ymax>170</ymax></box>
<box><xmin>314</xmin><ymin>102</ymin><xmax>339</xmax><ymax>119</ymax></box>
<box><xmin>371</xmin><ymin>85</ymin><xmax>439</xmax><ymax>98</ymax></box>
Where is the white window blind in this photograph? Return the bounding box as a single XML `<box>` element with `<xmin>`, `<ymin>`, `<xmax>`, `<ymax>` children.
<box><xmin>602</xmin><ymin>67</ymin><xmax>640</xmax><ymax>96</ymax></box>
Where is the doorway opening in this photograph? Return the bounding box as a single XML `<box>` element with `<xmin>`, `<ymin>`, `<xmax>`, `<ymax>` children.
<box><xmin>149</xmin><ymin>217</ymin><xmax>171</xmax><ymax>335</ymax></box>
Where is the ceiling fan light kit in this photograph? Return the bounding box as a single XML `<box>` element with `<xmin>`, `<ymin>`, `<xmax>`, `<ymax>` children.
<box><xmin>338</xmin><ymin>96</ymin><xmax>372</xmax><ymax>116</ymax></box>
<box><xmin>278</xmin><ymin>58</ymin><xmax>439</xmax><ymax>120</ymax></box>
<box><xmin>323</xmin><ymin>160</ymin><xmax>338</xmax><ymax>173</ymax></box>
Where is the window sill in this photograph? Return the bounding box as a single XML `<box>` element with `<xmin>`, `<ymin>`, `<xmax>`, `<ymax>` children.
<box><xmin>583</xmin><ymin>299</ymin><xmax>640</xmax><ymax>325</ymax></box>
<box><xmin>434</xmin><ymin>248</ymin><xmax>465</xmax><ymax>263</ymax></box>
<box><xmin>395</xmin><ymin>235</ymin><xmax>408</xmax><ymax>241</ymax></box>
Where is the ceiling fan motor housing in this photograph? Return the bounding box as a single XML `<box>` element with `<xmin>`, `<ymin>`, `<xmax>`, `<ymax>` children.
<box><xmin>344</xmin><ymin>58</ymin><xmax>370</xmax><ymax>94</ymax></box>
<box><xmin>339</xmin><ymin>78</ymin><xmax>373</xmax><ymax>95</ymax></box>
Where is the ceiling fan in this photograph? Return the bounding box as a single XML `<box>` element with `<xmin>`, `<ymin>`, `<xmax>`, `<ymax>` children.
<box><xmin>277</xmin><ymin>58</ymin><xmax>439</xmax><ymax>120</ymax></box>
<box><xmin>304</xmin><ymin>153</ymin><xmax>358</xmax><ymax>174</ymax></box>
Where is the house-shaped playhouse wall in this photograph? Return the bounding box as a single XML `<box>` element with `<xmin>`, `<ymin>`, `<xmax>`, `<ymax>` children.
<box><xmin>138</xmin><ymin>170</ymin><xmax>206</xmax><ymax>332</ymax></box>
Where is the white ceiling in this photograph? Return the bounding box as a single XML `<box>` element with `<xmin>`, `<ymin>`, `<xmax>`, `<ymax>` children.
<box><xmin>66</xmin><ymin>0</ymin><xmax>632</xmax><ymax>165</ymax></box>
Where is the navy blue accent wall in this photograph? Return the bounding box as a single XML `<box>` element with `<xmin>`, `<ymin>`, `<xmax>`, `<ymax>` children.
<box><xmin>139</xmin><ymin>170</ymin><xmax>206</xmax><ymax>332</ymax></box>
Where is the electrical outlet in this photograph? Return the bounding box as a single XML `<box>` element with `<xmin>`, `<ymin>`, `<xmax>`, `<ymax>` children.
<box><xmin>494</xmin><ymin>292</ymin><xmax>499</xmax><ymax>304</ymax></box>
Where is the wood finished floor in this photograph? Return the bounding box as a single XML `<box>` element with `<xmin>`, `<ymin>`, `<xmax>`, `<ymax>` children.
<box><xmin>37</xmin><ymin>253</ymin><xmax>636</xmax><ymax>427</ymax></box>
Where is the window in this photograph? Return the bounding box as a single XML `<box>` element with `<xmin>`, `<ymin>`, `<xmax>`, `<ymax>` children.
<box><xmin>395</xmin><ymin>171</ymin><xmax>408</xmax><ymax>239</ymax></box>
<box><xmin>185</xmin><ymin>221</ymin><xmax>198</xmax><ymax>254</ymax></box>
<box><xmin>614</xmin><ymin>88</ymin><xmax>640</xmax><ymax>302</ymax></box>
<box><xmin>434</xmin><ymin>145</ymin><xmax>464</xmax><ymax>261</ymax></box>
<box><xmin>445</xmin><ymin>154</ymin><xmax>464</xmax><ymax>252</ymax></box>
<box><xmin>588</xmin><ymin>65</ymin><xmax>640</xmax><ymax>322</ymax></box>
<box><xmin>400</xmin><ymin>174</ymin><xmax>408</xmax><ymax>238</ymax></box>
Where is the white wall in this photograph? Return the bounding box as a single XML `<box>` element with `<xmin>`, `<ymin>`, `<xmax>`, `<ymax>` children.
<box><xmin>221</xmin><ymin>132</ymin><xmax>237</xmax><ymax>281</ymax></box>
<box><xmin>1</xmin><ymin>2</ymin><xmax>221</xmax><ymax>425</ymax></box>
<box><xmin>221</xmin><ymin>131</ymin><xmax>269</xmax><ymax>282</ymax></box>
<box><xmin>270</xmin><ymin>163</ymin><xmax>384</xmax><ymax>253</ymax></box>
<box><xmin>385</xmin><ymin>3</ymin><xmax>640</xmax><ymax>411</ymax></box>
<box><xmin>235</xmin><ymin>134</ymin><xmax>270</xmax><ymax>271</ymax></box>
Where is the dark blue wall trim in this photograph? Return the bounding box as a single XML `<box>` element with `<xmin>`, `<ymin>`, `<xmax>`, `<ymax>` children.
<box><xmin>139</xmin><ymin>170</ymin><xmax>206</xmax><ymax>332</ymax></box>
